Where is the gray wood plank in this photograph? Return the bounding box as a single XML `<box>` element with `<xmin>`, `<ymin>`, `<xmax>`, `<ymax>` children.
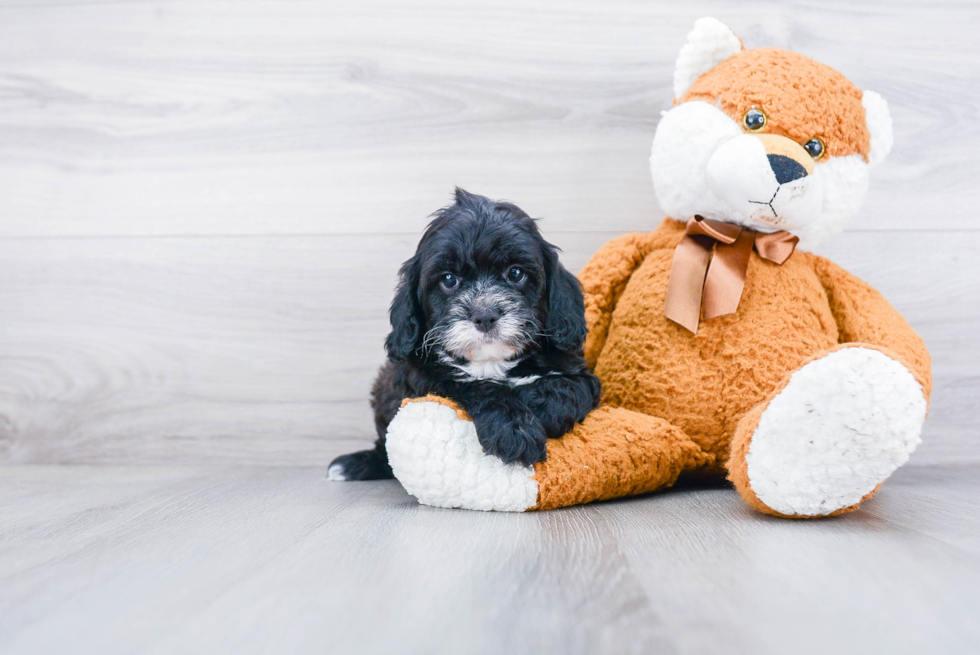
<box><xmin>604</xmin><ymin>466</ymin><xmax>980</xmax><ymax>655</ymax></box>
<box><xmin>860</xmin><ymin>464</ymin><xmax>980</xmax><ymax>556</ymax></box>
<box><xmin>0</xmin><ymin>0</ymin><xmax>976</xmax><ymax>237</ymax></box>
<box><xmin>0</xmin><ymin>231</ymin><xmax>610</xmax><ymax>466</ymax></box>
<box><xmin>0</xmin><ymin>231</ymin><xmax>975</xmax><ymax>466</ymax></box>
<box><xmin>0</xmin><ymin>464</ymin><xmax>977</xmax><ymax>655</ymax></box>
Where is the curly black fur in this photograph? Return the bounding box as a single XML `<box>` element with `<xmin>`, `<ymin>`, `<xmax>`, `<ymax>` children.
<box><xmin>328</xmin><ymin>188</ymin><xmax>601</xmax><ymax>480</ymax></box>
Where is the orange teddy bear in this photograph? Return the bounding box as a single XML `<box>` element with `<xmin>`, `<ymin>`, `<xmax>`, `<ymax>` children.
<box><xmin>384</xmin><ymin>17</ymin><xmax>930</xmax><ymax>518</ymax></box>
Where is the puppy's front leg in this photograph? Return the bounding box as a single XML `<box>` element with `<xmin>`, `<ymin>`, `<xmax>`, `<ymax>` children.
<box><xmin>457</xmin><ymin>383</ymin><xmax>547</xmax><ymax>467</ymax></box>
<box><xmin>514</xmin><ymin>373</ymin><xmax>602</xmax><ymax>439</ymax></box>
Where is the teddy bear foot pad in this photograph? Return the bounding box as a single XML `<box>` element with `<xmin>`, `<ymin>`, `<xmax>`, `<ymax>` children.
<box><xmin>734</xmin><ymin>347</ymin><xmax>927</xmax><ymax>517</ymax></box>
<box><xmin>386</xmin><ymin>399</ymin><xmax>539</xmax><ymax>512</ymax></box>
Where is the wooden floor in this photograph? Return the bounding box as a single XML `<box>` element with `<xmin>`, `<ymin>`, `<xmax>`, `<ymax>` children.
<box><xmin>1</xmin><ymin>0</ymin><xmax>979</xmax><ymax>652</ymax></box>
<box><xmin>1</xmin><ymin>463</ymin><xmax>978</xmax><ymax>655</ymax></box>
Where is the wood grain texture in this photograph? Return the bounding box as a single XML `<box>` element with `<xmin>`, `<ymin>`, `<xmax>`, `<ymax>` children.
<box><xmin>0</xmin><ymin>463</ymin><xmax>977</xmax><ymax>655</ymax></box>
<box><xmin>0</xmin><ymin>231</ymin><xmax>976</xmax><ymax>466</ymax></box>
<box><xmin>0</xmin><ymin>231</ymin><xmax>606</xmax><ymax>465</ymax></box>
<box><xmin>0</xmin><ymin>0</ymin><xmax>977</xmax><ymax>237</ymax></box>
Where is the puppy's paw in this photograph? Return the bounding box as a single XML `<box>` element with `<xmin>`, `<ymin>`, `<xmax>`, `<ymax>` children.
<box><xmin>475</xmin><ymin>410</ymin><xmax>547</xmax><ymax>467</ymax></box>
<box><xmin>326</xmin><ymin>449</ymin><xmax>393</xmax><ymax>481</ymax></box>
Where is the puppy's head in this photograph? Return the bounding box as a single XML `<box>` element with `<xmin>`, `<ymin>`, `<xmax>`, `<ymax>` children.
<box><xmin>385</xmin><ymin>188</ymin><xmax>585</xmax><ymax>365</ymax></box>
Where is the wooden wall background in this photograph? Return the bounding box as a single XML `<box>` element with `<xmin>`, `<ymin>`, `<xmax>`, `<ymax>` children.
<box><xmin>0</xmin><ymin>0</ymin><xmax>976</xmax><ymax>467</ymax></box>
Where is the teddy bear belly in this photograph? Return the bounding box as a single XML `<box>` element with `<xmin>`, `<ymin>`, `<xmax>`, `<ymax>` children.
<box><xmin>593</xmin><ymin>248</ymin><xmax>840</xmax><ymax>463</ymax></box>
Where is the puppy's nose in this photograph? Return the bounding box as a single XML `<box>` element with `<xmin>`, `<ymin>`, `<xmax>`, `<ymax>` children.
<box><xmin>767</xmin><ymin>154</ymin><xmax>809</xmax><ymax>184</ymax></box>
<box><xmin>470</xmin><ymin>307</ymin><xmax>501</xmax><ymax>333</ymax></box>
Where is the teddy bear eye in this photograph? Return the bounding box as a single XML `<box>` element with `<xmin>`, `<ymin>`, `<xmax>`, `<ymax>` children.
<box><xmin>743</xmin><ymin>108</ymin><xmax>767</xmax><ymax>131</ymax></box>
<box><xmin>803</xmin><ymin>138</ymin><xmax>826</xmax><ymax>160</ymax></box>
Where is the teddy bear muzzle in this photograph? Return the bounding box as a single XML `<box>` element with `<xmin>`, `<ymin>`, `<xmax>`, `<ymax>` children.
<box><xmin>706</xmin><ymin>132</ymin><xmax>824</xmax><ymax>230</ymax></box>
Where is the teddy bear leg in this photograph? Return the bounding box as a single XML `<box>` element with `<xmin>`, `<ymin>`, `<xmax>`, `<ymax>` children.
<box><xmin>385</xmin><ymin>396</ymin><xmax>712</xmax><ymax>512</ymax></box>
<box><xmin>727</xmin><ymin>345</ymin><xmax>927</xmax><ymax>518</ymax></box>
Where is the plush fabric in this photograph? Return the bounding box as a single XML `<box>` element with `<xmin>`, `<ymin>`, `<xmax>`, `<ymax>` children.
<box><xmin>387</xmin><ymin>395</ymin><xmax>539</xmax><ymax>512</ymax></box>
<box><xmin>383</xmin><ymin>17</ymin><xmax>931</xmax><ymax>518</ymax></box>
<box><xmin>672</xmin><ymin>16</ymin><xmax>743</xmax><ymax>99</ymax></box>
<box><xmin>582</xmin><ymin>218</ymin><xmax>931</xmax><ymax>457</ymax></box>
<box><xmin>727</xmin><ymin>345</ymin><xmax>926</xmax><ymax>518</ymax></box>
<box><xmin>681</xmin><ymin>48</ymin><xmax>871</xmax><ymax>161</ymax></box>
<box><xmin>531</xmin><ymin>405</ymin><xmax>712</xmax><ymax>510</ymax></box>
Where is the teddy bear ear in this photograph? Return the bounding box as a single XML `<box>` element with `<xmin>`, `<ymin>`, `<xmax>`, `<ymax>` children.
<box><xmin>673</xmin><ymin>17</ymin><xmax>743</xmax><ymax>100</ymax></box>
<box><xmin>862</xmin><ymin>90</ymin><xmax>894</xmax><ymax>168</ymax></box>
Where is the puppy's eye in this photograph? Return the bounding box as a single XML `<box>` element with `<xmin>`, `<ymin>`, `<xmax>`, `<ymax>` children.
<box><xmin>803</xmin><ymin>137</ymin><xmax>826</xmax><ymax>160</ymax></box>
<box><xmin>506</xmin><ymin>266</ymin><xmax>526</xmax><ymax>284</ymax></box>
<box><xmin>743</xmin><ymin>108</ymin><xmax>767</xmax><ymax>131</ymax></box>
<box><xmin>440</xmin><ymin>273</ymin><xmax>458</xmax><ymax>290</ymax></box>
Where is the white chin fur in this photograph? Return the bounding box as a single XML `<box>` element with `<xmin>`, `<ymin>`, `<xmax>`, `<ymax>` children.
<box><xmin>439</xmin><ymin>321</ymin><xmax>523</xmax><ymax>382</ymax></box>
<box><xmin>651</xmin><ymin>101</ymin><xmax>871</xmax><ymax>250</ymax></box>
<box><xmin>463</xmin><ymin>338</ymin><xmax>518</xmax><ymax>363</ymax></box>
<box><xmin>441</xmin><ymin>319</ymin><xmax>522</xmax><ymax>363</ymax></box>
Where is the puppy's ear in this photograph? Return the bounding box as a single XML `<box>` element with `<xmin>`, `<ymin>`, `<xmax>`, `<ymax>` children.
<box><xmin>384</xmin><ymin>256</ymin><xmax>425</xmax><ymax>361</ymax></box>
<box><xmin>544</xmin><ymin>249</ymin><xmax>587</xmax><ymax>353</ymax></box>
<box><xmin>453</xmin><ymin>186</ymin><xmax>474</xmax><ymax>205</ymax></box>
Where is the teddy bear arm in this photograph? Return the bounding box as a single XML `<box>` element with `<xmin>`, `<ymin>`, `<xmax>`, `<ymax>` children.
<box><xmin>808</xmin><ymin>253</ymin><xmax>932</xmax><ymax>400</ymax></box>
<box><xmin>579</xmin><ymin>231</ymin><xmax>665</xmax><ymax>368</ymax></box>
<box><xmin>387</xmin><ymin>396</ymin><xmax>713</xmax><ymax>511</ymax></box>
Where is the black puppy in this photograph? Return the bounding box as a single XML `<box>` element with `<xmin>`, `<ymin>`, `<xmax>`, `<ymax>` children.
<box><xmin>328</xmin><ymin>188</ymin><xmax>601</xmax><ymax>481</ymax></box>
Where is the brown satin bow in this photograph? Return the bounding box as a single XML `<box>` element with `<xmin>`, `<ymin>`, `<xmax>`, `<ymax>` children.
<box><xmin>664</xmin><ymin>216</ymin><xmax>799</xmax><ymax>334</ymax></box>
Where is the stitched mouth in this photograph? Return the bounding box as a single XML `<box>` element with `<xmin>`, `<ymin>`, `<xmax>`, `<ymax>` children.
<box><xmin>748</xmin><ymin>187</ymin><xmax>780</xmax><ymax>219</ymax></box>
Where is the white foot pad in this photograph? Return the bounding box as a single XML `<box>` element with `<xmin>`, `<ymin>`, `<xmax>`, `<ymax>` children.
<box><xmin>386</xmin><ymin>401</ymin><xmax>539</xmax><ymax>512</ymax></box>
<box><xmin>746</xmin><ymin>347</ymin><xmax>927</xmax><ymax>516</ymax></box>
<box><xmin>325</xmin><ymin>463</ymin><xmax>347</xmax><ymax>481</ymax></box>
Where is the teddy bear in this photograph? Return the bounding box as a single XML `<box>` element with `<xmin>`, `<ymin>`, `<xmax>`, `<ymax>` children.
<box><xmin>383</xmin><ymin>17</ymin><xmax>931</xmax><ymax>518</ymax></box>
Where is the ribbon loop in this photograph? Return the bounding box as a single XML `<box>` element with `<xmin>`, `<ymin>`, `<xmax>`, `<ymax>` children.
<box><xmin>686</xmin><ymin>215</ymin><xmax>743</xmax><ymax>244</ymax></box>
<box><xmin>663</xmin><ymin>216</ymin><xmax>798</xmax><ymax>334</ymax></box>
<box><xmin>755</xmin><ymin>230</ymin><xmax>800</xmax><ymax>265</ymax></box>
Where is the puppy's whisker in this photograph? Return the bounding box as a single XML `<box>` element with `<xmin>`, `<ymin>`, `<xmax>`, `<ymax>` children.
<box><xmin>420</xmin><ymin>321</ymin><xmax>450</xmax><ymax>355</ymax></box>
<box><xmin>420</xmin><ymin>335</ymin><xmax>443</xmax><ymax>356</ymax></box>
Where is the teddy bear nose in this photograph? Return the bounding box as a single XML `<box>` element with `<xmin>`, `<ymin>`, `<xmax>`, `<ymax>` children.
<box><xmin>768</xmin><ymin>154</ymin><xmax>809</xmax><ymax>185</ymax></box>
<box><xmin>470</xmin><ymin>307</ymin><xmax>501</xmax><ymax>333</ymax></box>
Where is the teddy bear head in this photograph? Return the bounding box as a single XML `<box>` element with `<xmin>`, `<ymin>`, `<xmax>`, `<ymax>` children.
<box><xmin>650</xmin><ymin>17</ymin><xmax>893</xmax><ymax>250</ymax></box>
